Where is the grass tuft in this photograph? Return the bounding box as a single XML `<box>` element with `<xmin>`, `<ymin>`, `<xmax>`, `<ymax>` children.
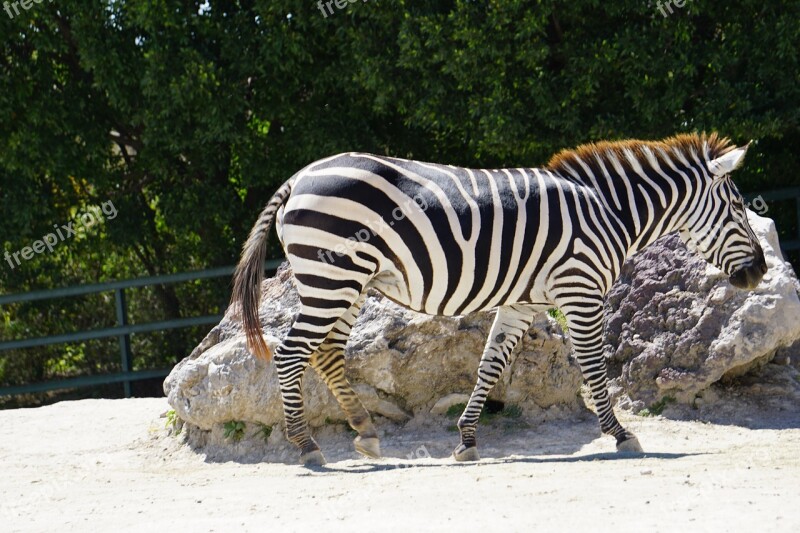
<box><xmin>548</xmin><ymin>308</ymin><xmax>569</xmax><ymax>332</ymax></box>
<box><xmin>223</xmin><ymin>420</ymin><xmax>246</xmax><ymax>442</ymax></box>
<box><xmin>637</xmin><ymin>396</ymin><xmax>676</xmax><ymax>417</ymax></box>
<box><xmin>257</xmin><ymin>423</ymin><xmax>272</xmax><ymax>443</ymax></box>
<box><xmin>165</xmin><ymin>409</ymin><xmax>182</xmax><ymax>435</ymax></box>
<box><xmin>445</xmin><ymin>402</ymin><xmax>467</xmax><ymax>418</ymax></box>
<box><xmin>445</xmin><ymin>402</ymin><xmax>523</xmax><ymax>423</ymax></box>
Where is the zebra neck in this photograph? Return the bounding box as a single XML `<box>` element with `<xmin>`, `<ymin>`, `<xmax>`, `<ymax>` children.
<box><xmin>614</xmin><ymin>172</ymin><xmax>696</xmax><ymax>260</ymax></box>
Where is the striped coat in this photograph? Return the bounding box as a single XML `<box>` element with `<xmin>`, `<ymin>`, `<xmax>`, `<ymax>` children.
<box><xmin>232</xmin><ymin>133</ymin><xmax>765</xmax><ymax>464</ymax></box>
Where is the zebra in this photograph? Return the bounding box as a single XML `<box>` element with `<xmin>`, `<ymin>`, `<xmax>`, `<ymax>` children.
<box><xmin>231</xmin><ymin>132</ymin><xmax>766</xmax><ymax>465</ymax></box>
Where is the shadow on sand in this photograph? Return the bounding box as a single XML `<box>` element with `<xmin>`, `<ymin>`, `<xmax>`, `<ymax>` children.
<box><xmin>298</xmin><ymin>450</ymin><xmax>704</xmax><ymax>475</ymax></box>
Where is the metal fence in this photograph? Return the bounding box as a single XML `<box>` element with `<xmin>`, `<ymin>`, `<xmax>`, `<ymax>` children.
<box><xmin>0</xmin><ymin>260</ymin><xmax>282</xmax><ymax>398</ymax></box>
<box><xmin>1</xmin><ymin>187</ymin><xmax>799</xmax><ymax>401</ymax></box>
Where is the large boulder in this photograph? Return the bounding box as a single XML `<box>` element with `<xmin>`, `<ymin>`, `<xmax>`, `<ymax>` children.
<box><xmin>164</xmin><ymin>265</ymin><xmax>583</xmax><ymax>437</ymax></box>
<box><xmin>604</xmin><ymin>211</ymin><xmax>800</xmax><ymax>407</ymax></box>
<box><xmin>165</xmin><ymin>210</ymin><xmax>800</xmax><ymax>454</ymax></box>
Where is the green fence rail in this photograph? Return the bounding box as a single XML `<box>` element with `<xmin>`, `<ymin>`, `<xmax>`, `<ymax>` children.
<box><xmin>0</xmin><ymin>259</ymin><xmax>283</xmax><ymax>398</ymax></box>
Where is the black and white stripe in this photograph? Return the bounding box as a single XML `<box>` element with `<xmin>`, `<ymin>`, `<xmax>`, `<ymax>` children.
<box><xmin>232</xmin><ymin>132</ymin><xmax>766</xmax><ymax>464</ymax></box>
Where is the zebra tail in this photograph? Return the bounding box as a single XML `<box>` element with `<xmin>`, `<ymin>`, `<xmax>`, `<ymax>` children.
<box><xmin>231</xmin><ymin>178</ymin><xmax>294</xmax><ymax>360</ymax></box>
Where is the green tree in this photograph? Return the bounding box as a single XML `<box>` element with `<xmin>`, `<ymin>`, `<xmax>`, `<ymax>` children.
<box><xmin>1</xmin><ymin>1</ymin><xmax>798</xmax><ymax>404</ymax></box>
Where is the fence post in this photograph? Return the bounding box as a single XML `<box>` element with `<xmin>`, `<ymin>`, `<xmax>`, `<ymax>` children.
<box><xmin>114</xmin><ymin>288</ymin><xmax>133</xmax><ymax>398</ymax></box>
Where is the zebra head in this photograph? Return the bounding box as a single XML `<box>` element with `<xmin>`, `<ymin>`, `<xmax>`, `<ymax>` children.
<box><xmin>679</xmin><ymin>141</ymin><xmax>767</xmax><ymax>290</ymax></box>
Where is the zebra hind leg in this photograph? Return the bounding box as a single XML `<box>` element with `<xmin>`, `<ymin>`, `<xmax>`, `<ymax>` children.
<box><xmin>557</xmin><ymin>299</ymin><xmax>643</xmax><ymax>453</ymax></box>
<box><xmin>453</xmin><ymin>304</ymin><xmax>536</xmax><ymax>462</ymax></box>
<box><xmin>274</xmin><ymin>304</ymin><xmax>360</xmax><ymax>466</ymax></box>
<box><xmin>312</xmin><ymin>348</ymin><xmax>380</xmax><ymax>459</ymax></box>
<box><xmin>310</xmin><ymin>294</ymin><xmax>381</xmax><ymax>459</ymax></box>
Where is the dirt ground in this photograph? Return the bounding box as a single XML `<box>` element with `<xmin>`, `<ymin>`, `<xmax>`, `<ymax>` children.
<box><xmin>1</xmin><ymin>397</ymin><xmax>799</xmax><ymax>533</ymax></box>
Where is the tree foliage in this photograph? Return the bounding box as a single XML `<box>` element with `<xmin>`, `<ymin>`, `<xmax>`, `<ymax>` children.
<box><xmin>1</xmin><ymin>0</ymin><xmax>798</xmax><ymax>402</ymax></box>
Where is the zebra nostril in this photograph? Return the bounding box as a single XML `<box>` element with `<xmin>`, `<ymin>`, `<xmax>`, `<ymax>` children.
<box><xmin>760</xmin><ymin>263</ymin><xmax>768</xmax><ymax>274</ymax></box>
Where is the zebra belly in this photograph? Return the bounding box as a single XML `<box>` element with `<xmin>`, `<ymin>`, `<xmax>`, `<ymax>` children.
<box><xmin>368</xmin><ymin>270</ymin><xmax>415</xmax><ymax>309</ymax></box>
<box><xmin>367</xmin><ymin>267</ymin><xmax>552</xmax><ymax>317</ymax></box>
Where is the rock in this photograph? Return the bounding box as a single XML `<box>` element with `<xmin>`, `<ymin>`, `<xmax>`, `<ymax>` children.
<box><xmin>604</xmin><ymin>211</ymin><xmax>800</xmax><ymax>405</ymax></box>
<box><xmin>164</xmin><ymin>265</ymin><xmax>583</xmax><ymax>440</ymax></box>
<box><xmin>430</xmin><ymin>393</ymin><xmax>471</xmax><ymax>415</ymax></box>
<box><xmin>352</xmin><ymin>383</ymin><xmax>412</xmax><ymax>422</ymax></box>
<box><xmin>164</xmin><ymin>209</ymin><xmax>800</xmax><ymax>454</ymax></box>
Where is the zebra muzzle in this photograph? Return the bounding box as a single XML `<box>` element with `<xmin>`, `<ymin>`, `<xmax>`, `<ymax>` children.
<box><xmin>729</xmin><ymin>256</ymin><xmax>767</xmax><ymax>290</ymax></box>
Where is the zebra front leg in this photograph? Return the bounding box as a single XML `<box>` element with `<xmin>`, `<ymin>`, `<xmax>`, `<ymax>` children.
<box><xmin>557</xmin><ymin>299</ymin><xmax>642</xmax><ymax>453</ymax></box>
<box><xmin>453</xmin><ymin>304</ymin><xmax>536</xmax><ymax>461</ymax></box>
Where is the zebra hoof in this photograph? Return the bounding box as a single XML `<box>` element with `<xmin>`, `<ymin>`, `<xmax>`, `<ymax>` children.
<box><xmin>616</xmin><ymin>436</ymin><xmax>643</xmax><ymax>453</ymax></box>
<box><xmin>354</xmin><ymin>436</ymin><xmax>381</xmax><ymax>459</ymax></box>
<box><xmin>300</xmin><ymin>449</ymin><xmax>327</xmax><ymax>466</ymax></box>
<box><xmin>453</xmin><ymin>444</ymin><xmax>480</xmax><ymax>462</ymax></box>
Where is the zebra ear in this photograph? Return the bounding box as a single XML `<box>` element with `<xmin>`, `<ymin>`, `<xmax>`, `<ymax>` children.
<box><xmin>707</xmin><ymin>142</ymin><xmax>751</xmax><ymax>178</ymax></box>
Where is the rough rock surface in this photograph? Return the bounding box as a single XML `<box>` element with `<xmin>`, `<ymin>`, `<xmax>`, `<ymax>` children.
<box><xmin>604</xmin><ymin>211</ymin><xmax>800</xmax><ymax>407</ymax></box>
<box><xmin>164</xmin><ymin>265</ymin><xmax>583</xmax><ymax>441</ymax></box>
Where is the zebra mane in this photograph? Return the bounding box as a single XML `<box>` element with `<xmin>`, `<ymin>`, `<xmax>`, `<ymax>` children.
<box><xmin>546</xmin><ymin>132</ymin><xmax>736</xmax><ymax>177</ymax></box>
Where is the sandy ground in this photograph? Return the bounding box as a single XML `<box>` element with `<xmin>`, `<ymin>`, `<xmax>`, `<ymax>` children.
<box><xmin>1</xmin><ymin>398</ymin><xmax>799</xmax><ymax>533</ymax></box>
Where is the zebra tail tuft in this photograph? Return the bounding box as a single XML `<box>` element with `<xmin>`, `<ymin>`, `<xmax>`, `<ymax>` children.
<box><xmin>231</xmin><ymin>179</ymin><xmax>294</xmax><ymax>360</ymax></box>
